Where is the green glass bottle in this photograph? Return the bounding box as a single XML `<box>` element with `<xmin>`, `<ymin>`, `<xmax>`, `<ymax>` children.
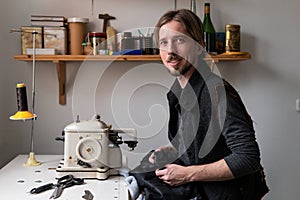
<box><xmin>190</xmin><ymin>0</ymin><xmax>196</xmax><ymax>13</ymax></box>
<box><xmin>203</xmin><ymin>3</ymin><xmax>216</xmax><ymax>53</ymax></box>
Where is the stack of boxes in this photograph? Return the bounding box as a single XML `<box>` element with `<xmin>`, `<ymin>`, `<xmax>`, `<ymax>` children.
<box><xmin>21</xmin><ymin>15</ymin><xmax>67</xmax><ymax>55</ymax></box>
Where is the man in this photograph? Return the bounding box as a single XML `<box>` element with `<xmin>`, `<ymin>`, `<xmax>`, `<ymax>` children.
<box><xmin>145</xmin><ymin>9</ymin><xmax>269</xmax><ymax>199</ymax></box>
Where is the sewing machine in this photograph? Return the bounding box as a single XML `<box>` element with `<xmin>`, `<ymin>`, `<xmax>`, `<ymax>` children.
<box><xmin>56</xmin><ymin>115</ymin><xmax>138</xmax><ymax>180</ymax></box>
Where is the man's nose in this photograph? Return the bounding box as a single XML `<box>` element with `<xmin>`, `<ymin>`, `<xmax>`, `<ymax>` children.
<box><xmin>166</xmin><ymin>42</ymin><xmax>177</xmax><ymax>54</ymax></box>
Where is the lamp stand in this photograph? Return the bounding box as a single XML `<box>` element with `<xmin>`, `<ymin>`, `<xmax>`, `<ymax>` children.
<box><xmin>24</xmin><ymin>152</ymin><xmax>40</xmax><ymax>166</ymax></box>
<box><xmin>24</xmin><ymin>31</ymin><xmax>40</xmax><ymax>166</ymax></box>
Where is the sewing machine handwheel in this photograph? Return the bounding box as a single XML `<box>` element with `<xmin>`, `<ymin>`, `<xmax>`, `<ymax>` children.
<box><xmin>75</xmin><ymin>137</ymin><xmax>102</xmax><ymax>164</ymax></box>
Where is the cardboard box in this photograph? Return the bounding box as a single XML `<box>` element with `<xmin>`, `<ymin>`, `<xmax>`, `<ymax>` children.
<box><xmin>21</xmin><ymin>26</ymin><xmax>43</xmax><ymax>54</ymax></box>
<box><xmin>44</xmin><ymin>27</ymin><xmax>67</xmax><ymax>55</ymax></box>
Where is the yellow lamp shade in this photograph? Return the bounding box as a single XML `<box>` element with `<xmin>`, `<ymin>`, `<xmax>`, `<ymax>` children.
<box><xmin>10</xmin><ymin>111</ymin><xmax>36</xmax><ymax>120</ymax></box>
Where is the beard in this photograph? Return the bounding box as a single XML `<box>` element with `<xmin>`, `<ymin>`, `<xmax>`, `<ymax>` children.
<box><xmin>167</xmin><ymin>64</ymin><xmax>192</xmax><ymax>77</ymax></box>
<box><xmin>166</xmin><ymin>54</ymin><xmax>193</xmax><ymax>77</ymax></box>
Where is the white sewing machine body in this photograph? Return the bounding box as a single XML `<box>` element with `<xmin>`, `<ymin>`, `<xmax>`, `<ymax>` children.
<box><xmin>56</xmin><ymin>115</ymin><xmax>137</xmax><ymax>180</ymax></box>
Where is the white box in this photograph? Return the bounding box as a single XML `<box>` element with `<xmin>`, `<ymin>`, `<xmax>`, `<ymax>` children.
<box><xmin>26</xmin><ymin>48</ymin><xmax>56</xmax><ymax>55</ymax></box>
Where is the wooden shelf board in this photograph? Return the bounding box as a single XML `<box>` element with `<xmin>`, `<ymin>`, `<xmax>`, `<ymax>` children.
<box><xmin>14</xmin><ymin>52</ymin><xmax>251</xmax><ymax>62</ymax></box>
<box><xmin>14</xmin><ymin>54</ymin><xmax>162</xmax><ymax>62</ymax></box>
<box><xmin>206</xmin><ymin>52</ymin><xmax>251</xmax><ymax>62</ymax></box>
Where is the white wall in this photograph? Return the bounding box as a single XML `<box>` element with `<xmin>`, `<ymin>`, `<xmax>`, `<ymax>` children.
<box><xmin>1</xmin><ymin>0</ymin><xmax>300</xmax><ymax>199</ymax></box>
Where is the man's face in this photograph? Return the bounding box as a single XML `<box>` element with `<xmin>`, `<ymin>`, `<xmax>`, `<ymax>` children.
<box><xmin>159</xmin><ymin>20</ymin><xmax>202</xmax><ymax>77</ymax></box>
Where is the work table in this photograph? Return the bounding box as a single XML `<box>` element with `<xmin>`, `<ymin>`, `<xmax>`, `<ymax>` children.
<box><xmin>0</xmin><ymin>154</ymin><xmax>129</xmax><ymax>200</ymax></box>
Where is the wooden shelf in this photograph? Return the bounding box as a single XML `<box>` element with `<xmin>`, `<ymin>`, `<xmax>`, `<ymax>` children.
<box><xmin>205</xmin><ymin>52</ymin><xmax>251</xmax><ymax>62</ymax></box>
<box><xmin>14</xmin><ymin>54</ymin><xmax>161</xmax><ymax>62</ymax></box>
<box><xmin>14</xmin><ymin>53</ymin><xmax>251</xmax><ymax>62</ymax></box>
<box><xmin>14</xmin><ymin>53</ymin><xmax>251</xmax><ymax>105</ymax></box>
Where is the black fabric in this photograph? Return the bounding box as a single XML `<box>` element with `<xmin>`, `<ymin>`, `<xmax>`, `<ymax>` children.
<box><xmin>129</xmin><ymin>151</ymin><xmax>201</xmax><ymax>200</ymax></box>
<box><xmin>237</xmin><ymin>165</ymin><xmax>269</xmax><ymax>200</ymax></box>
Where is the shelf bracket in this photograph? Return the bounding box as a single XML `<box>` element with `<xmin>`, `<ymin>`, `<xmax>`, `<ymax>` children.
<box><xmin>53</xmin><ymin>60</ymin><xmax>66</xmax><ymax>105</ymax></box>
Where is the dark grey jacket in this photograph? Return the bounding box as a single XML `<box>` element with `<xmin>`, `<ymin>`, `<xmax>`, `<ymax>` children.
<box><xmin>167</xmin><ymin>60</ymin><xmax>269</xmax><ymax>200</ymax></box>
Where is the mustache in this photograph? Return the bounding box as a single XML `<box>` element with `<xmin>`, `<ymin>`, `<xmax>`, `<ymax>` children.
<box><xmin>166</xmin><ymin>53</ymin><xmax>182</xmax><ymax>62</ymax></box>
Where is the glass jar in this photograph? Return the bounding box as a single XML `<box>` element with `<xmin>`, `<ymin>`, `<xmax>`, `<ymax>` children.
<box><xmin>88</xmin><ymin>32</ymin><xmax>107</xmax><ymax>55</ymax></box>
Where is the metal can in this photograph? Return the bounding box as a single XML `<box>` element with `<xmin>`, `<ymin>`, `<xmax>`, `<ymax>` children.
<box><xmin>225</xmin><ymin>24</ymin><xmax>240</xmax><ymax>52</ymax></box>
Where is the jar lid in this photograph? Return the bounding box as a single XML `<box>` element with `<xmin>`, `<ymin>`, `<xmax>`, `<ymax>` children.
<box><xmin>124</xmin><ymin>32</ymin><xmax>132</xmax><ymax>38</ymax></box>
<box><xmin>67</xmin><ymin>17</ymin><xmax>89</xmax><ymax>23</ymax></box>
<box><xmin>226</xmin><ymin>24</ymin><xmax>240</xmax><ymax>28</ymax></box>
<box><xmin>88</xmin><ymin>32</ymin><xmax>107</xmax><ymax>38</ymax></box>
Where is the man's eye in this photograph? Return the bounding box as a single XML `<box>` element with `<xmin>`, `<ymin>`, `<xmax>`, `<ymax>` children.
<box><xmin>175</xmin><ymin>37</ymin><xmax>185</xmax><ymax>44</ymax></box>
<box><xmin>159</xmin><ymin>40</ymin><xmax>168</xmax><ymax>46</ymax></box>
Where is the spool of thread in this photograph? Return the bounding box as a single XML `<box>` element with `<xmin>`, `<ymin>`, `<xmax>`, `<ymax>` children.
<box><xmin>10</xmin><ymin>83</ymin><xmax>35</xmax><ymax>120</ymax></box>
<box><xmin>16</xmin><ymin>83</ymin><xmax>29</xmax><ymax>111</ymax></box>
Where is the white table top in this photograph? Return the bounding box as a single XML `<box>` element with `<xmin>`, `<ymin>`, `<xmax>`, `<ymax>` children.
<box><xmin>0</xmin><ymin>154</ymin><xmax>129</xmax><ymax>200</ymax></box>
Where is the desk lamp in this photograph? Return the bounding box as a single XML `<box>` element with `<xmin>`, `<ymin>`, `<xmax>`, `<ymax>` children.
<box><xmin>10</xmin><ymin>31</ymin><xmax>40</xmax><ymax>166</ymax></box>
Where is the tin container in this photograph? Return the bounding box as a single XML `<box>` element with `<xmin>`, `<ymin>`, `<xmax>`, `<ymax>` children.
<box><xmin>225</xmin><ymin>24</ymin><xmax>240</xmax><ymax>52</ymax></box>
<box><xmin>44</xmin><ymin>27</ymin><xmax>67</xmax><ymax>55</ymax></box>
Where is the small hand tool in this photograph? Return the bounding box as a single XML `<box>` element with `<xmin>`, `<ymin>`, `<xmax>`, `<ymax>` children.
<box><xmin>29</xmin><ymin>174</ymin><xmax>84</xmax><ymax>198</ymax></box>
<box><xmin>98</xmin><ymin>13</ymin><xmax>116</xmax><ymax>33</ymax></box>
<box><xmin>30</xmin><ymin>183</ymin><xmax>55</xmax><ymax>194</ymax></box>
<box><xmin>82</xmin><ymin>190</ymin><xmax>94</xmax><ymax>200</ymax></box>
<box><xmin>49</xmin><ymin>174</ymin><xmax>84</xmax><ymax>199</ymax></box>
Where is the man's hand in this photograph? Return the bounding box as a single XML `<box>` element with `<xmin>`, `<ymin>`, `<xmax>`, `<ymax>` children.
<box><xmin>148</xmin><ymin>146</ymin><xmax>177</xmax><ymax>164</ymax></box>
<box><xmin>155</xmin><ymin>164</ymin><xmax>190</xmax><ymax>186</ymax></box>
<box><xmin>156</xmin><ymin>159</ymin><xmax>235</xmax><ymax>185</ymax></box>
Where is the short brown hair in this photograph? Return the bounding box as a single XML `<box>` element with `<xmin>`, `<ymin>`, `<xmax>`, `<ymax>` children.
<box><xmin>154</xmin><ymin>9</ymin><xmax>205</xmax><ymax>47</ymax></box>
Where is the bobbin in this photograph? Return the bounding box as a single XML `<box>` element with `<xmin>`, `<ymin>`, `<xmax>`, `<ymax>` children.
<box><xmin>10</xmin><ymin>83</ymin><xmax>36</xmax><ymax>120</ymax></box>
